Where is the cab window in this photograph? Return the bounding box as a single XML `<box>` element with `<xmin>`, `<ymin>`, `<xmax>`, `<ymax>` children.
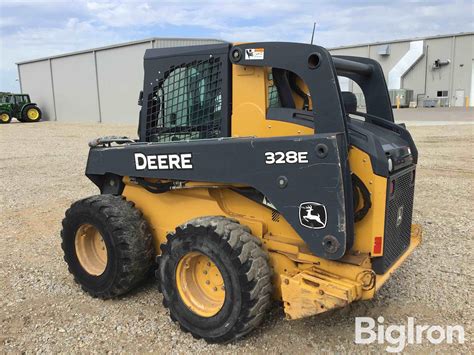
<box><xmin>266</xmin><ymin>68</ymin><xmax>312</xmax><ymax>111</ymax></box>
<box><xmin>146</xmin><ymin>57</ymin><xmax>223</xmax><ymax>142</ymax></box>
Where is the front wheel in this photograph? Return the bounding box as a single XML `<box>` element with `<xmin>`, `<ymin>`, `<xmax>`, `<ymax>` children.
<box><xmin>61</xmin><ymin>195</ymin><xmax>154</xmax><ymax>298</ymax></box>
<box><xmin>0</xmin><ymin>112</ymin><xmax>12</xmax><ymax>124</ymax></box>
<box><xmin>158</xmin><ymin>216</ymin><xmax>273</xmax><ymax>343</ymax></box>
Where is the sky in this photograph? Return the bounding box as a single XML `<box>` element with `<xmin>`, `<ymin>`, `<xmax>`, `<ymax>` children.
<box><xmin>0</xmin><ymin>0</ymin><xmax>473</xmax><ymax>91</ymax></box>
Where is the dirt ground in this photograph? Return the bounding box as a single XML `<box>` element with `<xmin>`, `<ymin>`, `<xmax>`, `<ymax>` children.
<box><xmin>1</xmin><ymin>115</ymin><xmax>473</xmax><ymax>353</ymax></box>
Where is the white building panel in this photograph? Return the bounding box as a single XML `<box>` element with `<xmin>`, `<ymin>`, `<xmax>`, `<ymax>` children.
<box><xmin>18</xmin><ymin>60</ymin><xmax>55</xmax><ymax>121</ymax></box>
<box><xmin>51</xmin><ymin>52</ymin><xmax>100</xmax><ymax>122</ymax></box>
<box><xmin>96</xmin><ymin>42</ymin><xmax>151</xmax><ymax>123</ymax></box>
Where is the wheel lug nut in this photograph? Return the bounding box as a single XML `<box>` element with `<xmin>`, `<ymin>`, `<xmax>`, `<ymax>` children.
<box><xmin>205</xmin><ymin>280</ymin><xmax>210</xmax><ymax>285</ymax></box>
<box><xmin>207</xmin><ymin>262</ymin><xmax>211</xmax><ymax>267</ymax></box>
<box><xmin>203</xmin><ymin>270</ymin><xmax>207</xmax><ymax>275</ymax></box>
<box><xmin>213</xmin><ymin>287</ymin><xmax>217</xmax><ymax>291</ymax></box>
<box><xmin>221</xmin><ymin>286</ymin><xmax>225</xmax><ymax>291</ymax></box>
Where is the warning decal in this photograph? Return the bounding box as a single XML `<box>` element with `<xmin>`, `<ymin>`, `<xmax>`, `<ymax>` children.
<box><xmin>245</xmin><ymin>48</ymin><xmax>264</xmax><ymax>60</ymax></box>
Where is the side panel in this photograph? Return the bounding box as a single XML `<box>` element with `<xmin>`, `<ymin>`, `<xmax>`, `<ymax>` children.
<box><xmin>124</xmin><ymin>186</ymin><xmax>228</xmax><ymax>245</ymax></box>
<box><xmin>231</xmin><ymin>65</ymin><xmax>314</xmax><ymax>137</ymax></box>
<box><xmin>229</xmin><ymin>42</ymin><xmax>347</xmax><ymax>134</ymax></box>
<box><xmin>122</xmin><ymin>185</ymin><xmax>305</xmax><ymax>249</ymax></box>
<box><xmin>51</xmin><ymin>53</ymin><xmax>100</xmax><ymax>122</ymax></box>
<box><xmin>18</xmin><ymin>60</ymin><xmax>55</xmax><ymax>121</ymax></box>
<box><xmin>122</xmin><ymin>184</ymin><xmax>379</xmax><ymax>306</ymax></box>
<box><xmin>349</xmin><ymin>147</ymin><xmax>387</xmax><ymax>256</ymax></box>
<box><xmin>452</xmin><ymin>35</ymin><xmax>473</xmax><ymax>107</ymax></box>
<box><xmin>228</xmin><ymin>43</ymin><xmax>355</xmax><ymax>249</ymax></box>
<box><xmin>87</xmin><ymin>134</ymin><xmax>351</xmax><ymax>260</ymax></box>
<box><xmin>96</xmin><ymin>42</ymin><xmax>151</xmax><ymax>123</ymax></box>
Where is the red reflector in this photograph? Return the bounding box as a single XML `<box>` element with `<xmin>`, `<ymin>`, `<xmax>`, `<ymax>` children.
<box><xmin>373</xmin><ymin>236</ymin><xmax>382</xmax><ymax>254</ymax></box>
<box><xmin>390</xmin><ymin>180</ymin><xmax>396</xmax><ymax>195</ymax></box>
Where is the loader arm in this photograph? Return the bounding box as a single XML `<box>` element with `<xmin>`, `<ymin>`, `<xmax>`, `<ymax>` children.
<box><xmin>86</xmin><ymin>133</ymin><xmax>351</xmax><ymax>260</ymax></box>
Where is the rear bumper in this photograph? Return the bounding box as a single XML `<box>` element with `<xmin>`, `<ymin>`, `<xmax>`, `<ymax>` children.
<box><xmin>375</xmin><ymin>223</ymin><xmax>422</xmax><ymax>290</ymax></box>
<box><xmin>280</xmin><ymin>224</ymin><xmax>422</xmax><ymax>320</ymax></box>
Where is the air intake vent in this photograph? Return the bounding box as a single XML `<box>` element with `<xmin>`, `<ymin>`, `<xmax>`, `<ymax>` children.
<box><xmin>271</xmin><ymin>210</ymin><xmax>280</xmax><ymax>222</ymax></box>
<box><xmin>377</xmin><ymin>44</ymin><xmax>390</xmax><ymax>56</ymax></box>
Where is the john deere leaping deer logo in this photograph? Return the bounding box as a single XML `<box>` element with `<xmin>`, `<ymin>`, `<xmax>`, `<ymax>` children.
<box><xmin>299</xmin><ymin>202</ymin><xmax>327</xmax><ymax>229</ymax></box>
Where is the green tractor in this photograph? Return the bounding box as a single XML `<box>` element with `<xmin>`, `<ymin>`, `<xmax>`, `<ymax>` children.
<box><xmin>0</xmin><ymin>92</ymin><xmax>42</xmax><ymax>124</ymax></box>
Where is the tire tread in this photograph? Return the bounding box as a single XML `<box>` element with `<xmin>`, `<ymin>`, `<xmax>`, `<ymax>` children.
<box><xmin>61</xmin><ymin>194</ymin><xmax>153</xmax><ymax>299</ymax></box>
<box><xmin>160</xmin><ymin>216</ymin><xmax>272</xmax><ymax>343</ymax></box>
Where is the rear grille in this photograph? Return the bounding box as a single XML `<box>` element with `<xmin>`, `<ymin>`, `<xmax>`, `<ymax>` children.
<box><xmin>372</xmin><ymin>167</ymin><xmax>415</xmax><ymax>274</ymax></box>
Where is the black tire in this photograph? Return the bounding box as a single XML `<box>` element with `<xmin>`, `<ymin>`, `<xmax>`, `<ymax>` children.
<box><xmin>61</xmin><ymin>195</ymin><xmax>154</xmax><ymax>298</ymax></box>
<box><xmin>158</xmin><ymin>216</ymin><xmax>272</xmax><ymax>343</ymax></box>
<box><xmin>21</xmin><ymin>105</ymin><xmax>42</xmax><ymax>122</ymax></box>
<box><xmin>0</xmin><ymin>112</ymin><xmax>12</xmax><ymax>124</ymax></box>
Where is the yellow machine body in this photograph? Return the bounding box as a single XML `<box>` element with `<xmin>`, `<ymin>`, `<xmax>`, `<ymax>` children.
<box><xmin>121</xmin><ymin>63</ymin><xmax>421</xmax><ymax>320</ymax></box>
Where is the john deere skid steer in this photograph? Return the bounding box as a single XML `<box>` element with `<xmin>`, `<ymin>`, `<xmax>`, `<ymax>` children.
<box><xmin>61</xmin><ymin>42</ymin><xmax>421</xmax><ymax>342</ymax></box>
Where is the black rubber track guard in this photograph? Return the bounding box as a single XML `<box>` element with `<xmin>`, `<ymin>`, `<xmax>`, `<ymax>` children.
<box><xmin>61</xmin><ymin>195</ymin><xmax>154</xmax><ymax>298</ymax></box>
<box><xmin>157</xmin><ymin>216</ymin><xmax>273</xmax><ymax>343</ymax></box>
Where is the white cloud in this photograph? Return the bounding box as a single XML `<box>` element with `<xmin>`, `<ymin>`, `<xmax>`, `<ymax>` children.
<box><xmin>0</xmin><ymin>16</ymin><xmax>125</xmax><ymax>90</ymax></box>
<box><xmin>0</xmin><ymin>0</ymin><xmax>472</xmax><ymax>91</ymax></box>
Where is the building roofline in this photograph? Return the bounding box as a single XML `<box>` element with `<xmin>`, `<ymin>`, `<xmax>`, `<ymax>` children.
<box><xmin>16</xmin><ymin>31</ymin><xmax>472</xmax><ymax>65</ymax></box>
<box><xmin>16</xmin><ymin>37</ymin><xmax>225</xmax><ymax>65</ymax></box>
<box><xmin>328</xmin><ymin>31</ymin><xmax>473</xmax><ymax>50</ymax></box>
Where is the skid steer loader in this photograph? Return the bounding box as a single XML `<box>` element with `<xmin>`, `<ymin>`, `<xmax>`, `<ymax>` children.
<box><xmin>61</xmin><ymin>42</ymin><xmax>421</xmax><ymax>343</ymax></box>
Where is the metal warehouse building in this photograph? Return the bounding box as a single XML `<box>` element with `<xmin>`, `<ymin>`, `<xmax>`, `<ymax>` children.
<box><xmin>17</xmin><ymin>32</ymin><xmax>473</xmax><ymax>122</ymax></box>
<box><xmin>329</xmin><ymin>32</ymin><xmax>473</xmax><ymax>108</ymax></box>
<box><xmin>16</xmin><ymin>38</ymin><xmax>224</xmax><ymax>122</ymax></box>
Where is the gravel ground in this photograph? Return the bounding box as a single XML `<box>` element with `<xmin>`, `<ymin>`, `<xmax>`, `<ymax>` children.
<box><xmin>1</xmin><ymin>119</ymin><xmax>473</xmax><ymax>353</ymax></box>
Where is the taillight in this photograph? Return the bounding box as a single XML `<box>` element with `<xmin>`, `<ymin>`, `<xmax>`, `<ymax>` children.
<box><xmin>373</xmin><ymin>236</ymin><xmax>383</xmax><ymax>254</ymax></box>
<box><xmin>389</xmin><ymin>180</ymin><xmax>396</xmax><ymax>196</ymax></box>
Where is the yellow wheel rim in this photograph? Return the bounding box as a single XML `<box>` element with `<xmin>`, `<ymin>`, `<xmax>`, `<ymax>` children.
<box><xmin>0</xmin><ymin>113</ymin><xmax>9</xmax><ymax>122</ymax></box>
<box><xmin>27</xmin><ymin>108</ymin><xmax>39</xmax><ymax>120</ymax></box>
<box><xmin>176</xmin><ymin>252</ymin><xmax>225</xmax><ymax>317</ymax></box>
<box><xmin>75</xmin><ymin>224</ymin><xmax>108</xmax><ymax>276</ymax></box>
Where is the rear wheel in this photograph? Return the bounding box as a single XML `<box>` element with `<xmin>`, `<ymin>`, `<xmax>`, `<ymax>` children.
<box><xmin>0</xmin><ymin>112</ymin><xmax>11</xmax><ymax>124</ymax></box>
<box><xmin>158</xmin><ymin>216</ymin><xmax>272</xmax><ymax>343</ymax></box>
<box><xmin>21</xmin><ymin>106</ymin><xmax>42</xmax><ymax>122</ymax></box>
<box><xmin>61</xmin><ymin>195</ymin><xmax>154</xmax><ymax>298</ymax></box>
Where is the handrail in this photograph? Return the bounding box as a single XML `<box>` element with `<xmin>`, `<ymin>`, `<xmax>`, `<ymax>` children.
<box><xmin>333</xmin><ymin>57</ymin><xmax>373</xmax><ymax>76</ymax></box>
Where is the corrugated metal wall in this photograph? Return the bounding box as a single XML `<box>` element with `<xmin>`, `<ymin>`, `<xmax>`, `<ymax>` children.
<box><xmin>18</xmin><ymin>38</ymin><xmax>224</xmax><ymax>123</ymax></box>
<box><xmin>96</xmin><ymin>42</ymin><xmax>151</xmax><ymax>123</ymax></box>
<box><xmin>52</xmin><ymin>52</ymin><xmax>100</xmax><ymax>122</ymax></box>
<box><xmin>19</xmin><ymin>34</ymin><xmax>472</xmax><ymax>119</ymax></box>
<box><xmin>18</xmin><ymin>60</ymin><xmax>56</xmax><ymax>119</ymax></box>
<box><xmin>329</xmin><ymin>33</ymin><xmax>474</xmax><ymax>107</ymax></box>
